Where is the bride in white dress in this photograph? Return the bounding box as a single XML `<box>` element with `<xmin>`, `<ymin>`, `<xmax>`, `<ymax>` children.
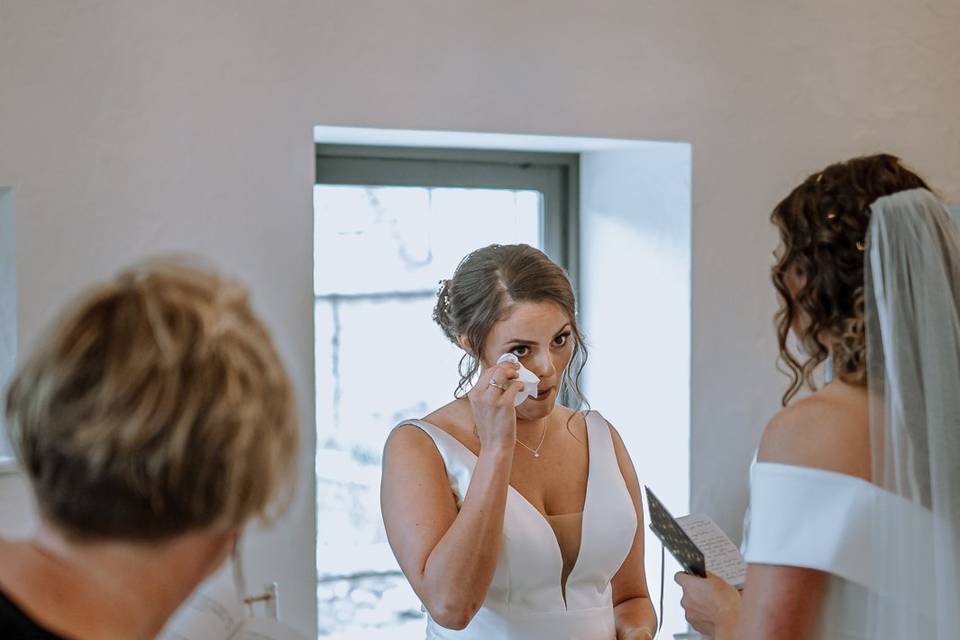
<box><xmin>381</xmin><ymin>244</ymin><xmax>658</xmax><ymax>639</ymax></box>
<box><xmin>677</xmin><ymin>154</ymin><xmax>960</xmax><ymax>639</ymax></box>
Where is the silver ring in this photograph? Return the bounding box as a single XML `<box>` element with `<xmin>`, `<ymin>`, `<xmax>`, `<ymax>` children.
<box><xmin>488</xmin><ymin>379</ymin><xmax>507</xmax><ymax>391</ymax></box>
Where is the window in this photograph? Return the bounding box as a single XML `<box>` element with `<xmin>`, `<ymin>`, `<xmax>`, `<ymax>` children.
<box><xmin>314</xmin><ymin>146</ymin><xmax>577</xmax><ymax>638</ymax></box>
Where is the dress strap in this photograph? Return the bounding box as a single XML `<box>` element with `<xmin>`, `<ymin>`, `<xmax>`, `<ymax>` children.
<box><xmin>393</xmin><ymin>419</ymin><xmax>477</xmax><ymax>508</ymax></box>
<box><xmin>583</xmin><ymin>411</ymin><xmax>620</xmax><ymax>480</ymax></box>
<box><xmin>563</xmin><ymin>411</ymin><xmax>638</xmax><ymax>611</ymax></box>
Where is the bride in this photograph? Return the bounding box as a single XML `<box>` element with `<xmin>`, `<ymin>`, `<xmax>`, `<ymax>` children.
<box><xmin>381</xmin><ymin>244</ymin><xmax>658</xmax><ymax>639</ymax></box>
<box><xmin>677</xmin><ymin>154</ymin><xmax>960</xmax><ymax>638</ymax></box>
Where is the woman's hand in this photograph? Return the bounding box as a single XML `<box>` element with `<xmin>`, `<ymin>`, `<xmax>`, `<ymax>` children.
<box><xmin>467</xmin><ymin>360</ymin><xmax>523</xmax><ymax>451</ymax></box>
<box><xmin>675</xmin><ymin>571</ymin><xmax>741</xmax><ymax>638</ymax></box>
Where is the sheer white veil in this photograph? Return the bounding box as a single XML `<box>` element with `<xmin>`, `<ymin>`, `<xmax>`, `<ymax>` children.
<box><xmin>864</xmin><ymin>188</ymin><xmax>960</xmax><ymax>637</ymax></box>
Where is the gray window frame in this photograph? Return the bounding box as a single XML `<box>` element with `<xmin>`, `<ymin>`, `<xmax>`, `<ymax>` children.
<box><xmin>315</xmin><ymin>145</ymin><xmax>580</xmax><ymax>294</ymax></box>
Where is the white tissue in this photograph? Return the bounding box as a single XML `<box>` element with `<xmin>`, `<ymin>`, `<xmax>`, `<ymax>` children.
<box><xmin>496</xmin><ymin>353</ymin><xmax>541</xmax><ymax>406</ymax></box>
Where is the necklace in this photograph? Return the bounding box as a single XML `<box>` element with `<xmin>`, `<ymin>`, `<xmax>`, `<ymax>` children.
<box><xmin>516</xmin><ymin>418</ymin><xmax>549</xmax><ymax>458</ymax></box>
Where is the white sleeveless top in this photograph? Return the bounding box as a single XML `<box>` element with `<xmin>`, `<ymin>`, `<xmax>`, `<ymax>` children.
<box><xmin>398</xmin><ymin>411</ymin><xmax>637</xmax><ymax>640</ymax></box>
<box><xmin>742</xmin><ymin>458</ymin><xmax>936</xmax><ymax>639</ymax></box>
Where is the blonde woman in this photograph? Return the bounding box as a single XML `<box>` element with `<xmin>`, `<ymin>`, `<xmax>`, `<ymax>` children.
<box><xmin>0</xmin><ymin>258</ymin><xmax>298</xmax><ymax>639</ymax></box>
<box><xmin>381</xmin><ymin>244</ymin><xmax>657</xmax><ymax>639</ymax></box>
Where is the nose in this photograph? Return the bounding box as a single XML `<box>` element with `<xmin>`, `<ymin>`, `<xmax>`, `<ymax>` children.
<box><xmin>526</xmin><ymin>350</ymin><xmax>557</xmax><ymax>381</ymax></box>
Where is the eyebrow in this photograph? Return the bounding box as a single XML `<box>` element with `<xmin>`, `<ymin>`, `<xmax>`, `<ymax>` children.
<box><xmin>504</xmin><ymin>323</ymin><xmax>572</xmax><ymax>346</ymax></box>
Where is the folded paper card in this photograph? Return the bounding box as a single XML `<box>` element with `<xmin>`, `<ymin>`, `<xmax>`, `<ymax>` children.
<box><xmin>645</xmin><ymin>486</ymin><xmax>746</xmax><ymax>588</ymax></box>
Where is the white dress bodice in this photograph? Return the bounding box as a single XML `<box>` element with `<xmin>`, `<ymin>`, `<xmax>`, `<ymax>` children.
<box><xmin>742</xmin><ymin>458</ymin><xmax>936</xmax><ymax>639</ymax></box>
<box><xmin>398</xmin><ymin>411</ymin><xmax>637</xmax><ymax>640</ymax></box>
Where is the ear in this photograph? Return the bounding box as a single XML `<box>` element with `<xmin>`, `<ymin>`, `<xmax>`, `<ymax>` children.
<box><xmin>456</xmin><ymin>335</ymin><xmax>473</xmax><ymax>355</ymax></box>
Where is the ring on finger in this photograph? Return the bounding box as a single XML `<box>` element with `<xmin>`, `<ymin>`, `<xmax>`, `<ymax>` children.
<box><xmin>488</xmin><ymin>378</ymin><xmax>507</xmax><ymax>391</ymax></box>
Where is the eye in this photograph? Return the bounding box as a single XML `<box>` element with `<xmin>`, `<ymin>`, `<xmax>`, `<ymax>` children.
<box><xmin>553</xmin><ymin>332</ymin><xmax>571</xmax><ymax>348</ymax></box>
<box><xmin>511</xmin><ymin>345</ymin><xmax>530</xmax><ymax>357</ymax></box>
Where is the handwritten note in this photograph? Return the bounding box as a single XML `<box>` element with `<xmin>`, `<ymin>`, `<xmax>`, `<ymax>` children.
<box><xmin>676</xmin><ymin>514</ymin><xmax>747</xmax><ymax>588</ymax></box>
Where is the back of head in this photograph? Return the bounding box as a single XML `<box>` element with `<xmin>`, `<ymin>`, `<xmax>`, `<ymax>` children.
<box><xmin>4</xmin><ymin>258</ymin><xmax>299</xmax><ymax>541</ymax></box>
<box><xmin>769</xmin><ymin>153</ymin><xmax>932</xmax><ymax>404</ymax></box>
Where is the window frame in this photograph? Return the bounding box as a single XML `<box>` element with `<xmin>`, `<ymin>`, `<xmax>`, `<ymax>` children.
<box><xmin>315</xmin><ymin>144</ymin><xmax>580</xmax><ymax>294</ymax></box>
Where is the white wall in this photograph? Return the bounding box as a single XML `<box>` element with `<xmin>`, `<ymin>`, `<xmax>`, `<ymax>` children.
<box><xmin>0</xmin><ymin>188</ymin><xmax>14</xmax><ymax>459</ymax></box>
<box><xmin>580</xmin><ymin>146</ymin><xmax>691</xmax><ymax>637</ymax></box>
<box><xmin>0</xmin><ymin>467</ymin><xmax>35</xmax><ymax>539</ymax></box>
<box><xmin>2</xmin><ymin>1</ymin><xmax>959</xmax><ymax>635</ymax></box>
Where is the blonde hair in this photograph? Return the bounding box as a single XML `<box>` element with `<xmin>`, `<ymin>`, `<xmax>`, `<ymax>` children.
<box><xmin>4</xmin><ymin>257</ymin><xmax>299</xmax><ymax>541</ymax></box>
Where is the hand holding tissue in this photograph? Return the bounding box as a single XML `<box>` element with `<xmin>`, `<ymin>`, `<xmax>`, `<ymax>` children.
<box><xmin>496</xmin><ymin>353</ymin><xmax>540</xmax><ymax>406</ymax></box>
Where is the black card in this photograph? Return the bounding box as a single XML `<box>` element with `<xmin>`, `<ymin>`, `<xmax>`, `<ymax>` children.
<box><xmin>644</xmin><ymin>486</ymin><xmax>707</xmax><ymax>578</ymax></box>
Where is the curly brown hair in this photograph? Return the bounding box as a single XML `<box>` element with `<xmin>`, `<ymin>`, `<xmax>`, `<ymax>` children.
<box><xmin>433</xmin><ymin>243</ymin><xmax>588</xmax><ymax>408</ymax></box>
<box><xmin>771</xmin><ymin>154</ymin><xmax>932</xmax><ymax>405</ymax></box>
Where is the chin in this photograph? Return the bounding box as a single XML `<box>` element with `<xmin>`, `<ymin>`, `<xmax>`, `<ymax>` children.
<box><xmin>516</xmin><ymin>398</ymin><xmax>556</xmax><ymax>421</ymax></box>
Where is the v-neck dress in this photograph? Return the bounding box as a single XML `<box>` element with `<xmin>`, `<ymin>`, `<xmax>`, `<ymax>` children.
<box><xmin>397</xmin><ymin>411</ymin><xmax>638</xmax><ymax>639</ymax></box>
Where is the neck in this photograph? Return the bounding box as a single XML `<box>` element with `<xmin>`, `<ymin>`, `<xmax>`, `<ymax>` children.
<box><xmin>516</xmin><ymin>413</ymin><xmax>550</xmax><ymax>434</ymax></box>
<box><xmin>20</xmin><ymin>523</ymin><xmax>232</xmax><ymax>639</ymax></box>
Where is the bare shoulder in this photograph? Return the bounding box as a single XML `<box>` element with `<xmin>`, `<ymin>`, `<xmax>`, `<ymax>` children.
<box><xmin>0</xmin><ymin>541</ymin><xmax>61</xmax><ymax>624</ymax></box>
<box><xmin>554</xmin><ymin>405</ymin><xmax>588</xmax><ymax>441</ymax></box>
<box><xmin>422</xmin><ymin>398</ymin><xmax>472</xmax><ymax>434</ymax></box>
<box><xmin>383</xmin><ymin>421</ymin><xmax>436</xmax><ymax>459</ymax></box>
<box><xmin>758</xmin><ymin>382</ymin><xmax>871</xmax><ymax>480</ymax></box>
<box><xmin>383</xmin><ymin>399</ymin><xmax>470</xmax><ymax>463</ymax></box>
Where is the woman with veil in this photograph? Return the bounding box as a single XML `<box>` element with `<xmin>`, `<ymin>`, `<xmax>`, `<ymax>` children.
<box><xmin>675</xmin><ymin>154</ymin><xmax>959</xmax><ymax>639</ymax></box>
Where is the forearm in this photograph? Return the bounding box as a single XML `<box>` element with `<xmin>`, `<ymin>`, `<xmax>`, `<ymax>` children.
<box><xmin>710</xmin><ymin>616</ymin><xmax>739</xmax><ymax>640</ymax></box>
<box><xmin>614</xmin><ymin>596</ymin><xmax>658</xmax><ymax>639</ymax></box>
<box><xmin>420</xmin><ymin>445</ymin><xmax>513</xmax><ymax>620</ymax></box>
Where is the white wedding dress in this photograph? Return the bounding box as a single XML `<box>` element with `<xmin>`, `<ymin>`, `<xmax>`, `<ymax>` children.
<box><xmin>742</xmin><ymin>456</ymin><xmax>936</xmax><ymax>639</ymax></box>
<box><xmin>398</xmin><ymin>411</ymin><xmax>638</xmax><ymax>640</ymax></box>
<box><xmin>737</xmin><ymin>188</ymin><xmax>960</xmax><ymax>638</ymax></box>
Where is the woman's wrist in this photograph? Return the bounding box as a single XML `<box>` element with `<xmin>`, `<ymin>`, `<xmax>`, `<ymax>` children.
<box><xmin>713</xmin><ymin>602</ymin><xmax>740</xmax><ymax>639</ymax></box>
<box><xmin>479</xmin><ymin>437</ymin><xmax>515</xmax><ymax>458</ymax></box>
